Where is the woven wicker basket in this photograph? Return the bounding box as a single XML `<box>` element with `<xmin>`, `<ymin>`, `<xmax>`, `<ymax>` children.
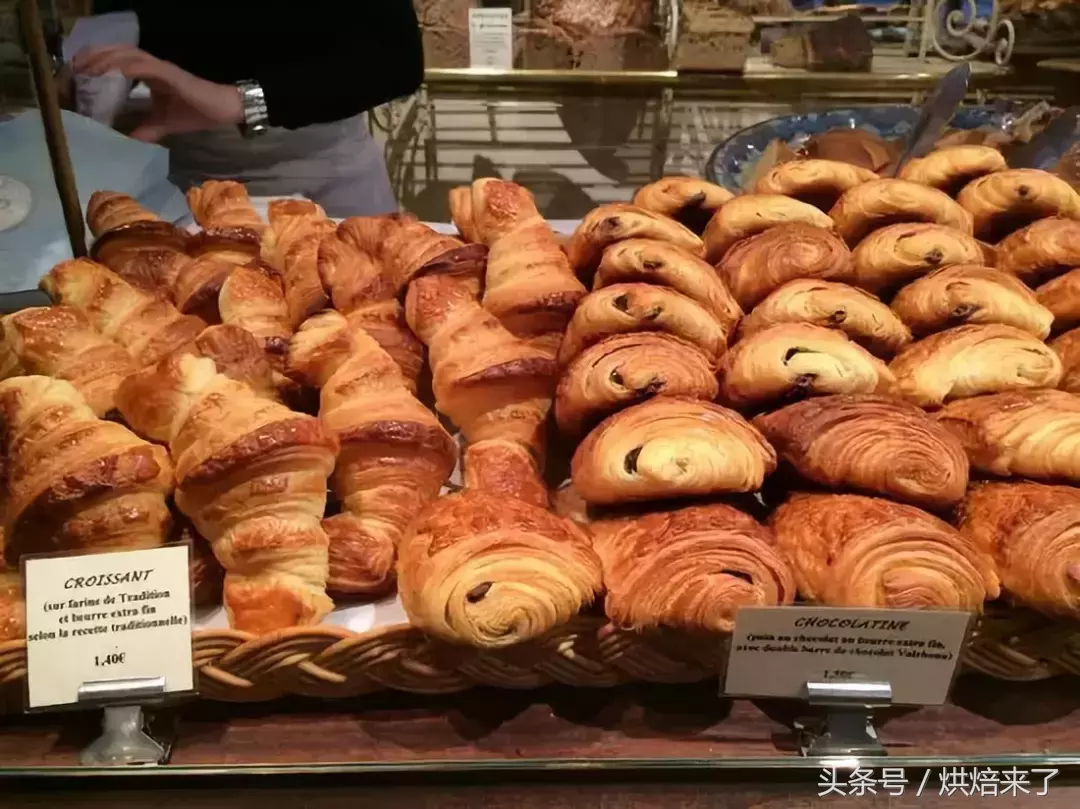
<box><xmin>1</xmin><ymin>607</ymin><xmax>1075</xmax><ymax>706</ymax></box>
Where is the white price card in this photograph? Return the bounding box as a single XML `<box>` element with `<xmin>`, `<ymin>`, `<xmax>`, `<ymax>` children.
<box><xmin>23</xmin><ymin>545</ymin><xmax>194</xmax><ymax>709</ymax></box>
<box><xmin>469</xmin><ymin>8</ymin><xmax>514</xmax><ymax>69</ymax></box>
<box><xmin>723</xmin><ymin>606</ymin><xmax>972</xmax><ymax>706</ymax></box>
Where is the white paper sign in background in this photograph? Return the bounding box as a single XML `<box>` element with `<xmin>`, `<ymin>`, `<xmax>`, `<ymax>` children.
<box><xmin>23</xmin><ymin>545</ymin><xmax>194</xmax><ymax>709</ymax></box>
<box><xmin>469</xmin><ymin>8</ymin><xmax>514</xmax><ymax>69</ymax></box>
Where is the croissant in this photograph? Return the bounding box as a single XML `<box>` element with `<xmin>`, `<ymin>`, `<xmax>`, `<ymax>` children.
<box><xmin>1036</xmin><ymin>269</ymin><xmax>1080</xmax><ymax>333</ymax></box>
<box><xmin>188</xmin><ymin>324</ymin><xmax>281</xmax><ymax>402</ymax></box>
<box><xmin>754</xmin><ymin>394</ymin><xmax>969</xmax><ymax>509</ymax></box>
<box><xmin>261</xmin><ymin>198</ymin><xmax>334</xmax><ymax>271</ymax></box>
<box><xmin>397</xmin><ymin>490</ymin><xmax>603</xmax><ymax>647</ymax></box>
<box><xmin>261</xmin><ymin>201</ymin><xmax>337</xmax><ymax>326</ymax></box>
<box><xmin>0</xmin><ymin>376</ymin><xmax>172</xmax><ymax>565</ymax></box>
<box><xmin>555</xmin><ymin>333</ymin><xmax>718</xmax><ymax>436</ymax></box>
<box><xmin>186</xmin><ymin>179</ymin><xmax>265</xmax><ymax>232</ymax></box>
<box><xmin>557</xmin><ymin>283</ymin><xmax>729</xmax><ymax>366</ymax></box>
<box><xmin>86</xmin><ymin>189</ymin><xmax>161</xmax><ymax>236</ymax></box>
<box><xmin>463</xmin><ymin>438</ymin><xmax>549</xmax><ymax>509</ymax></box>
<box><xmin>891</xmin><ymin>264</ymin><xmax>1053</xmax><ymax>339</ymax></box>
<box><xmin>566</xmin><ymin>204</ymin><xmax>705</xmax><ymax>280</ymax></box>
<box><xmin>719</xmin><ymin>323</ymin><xmax>895</xmax><ymax>411</ymax></box>
<box><xmin>898</xmin><ymin>145</ymin><xmax>1007</xmax><ymax>196</ymax></box>
<box><xmin>89</xmin><ymin>205</ymin><xmax>189</xmax><ymax>300</ymax></box>
<box><xmin>716</xmin><ymin>223</ymin><xmax>855</xmax><ymax>310</ymax></box>
<box><xmin>936</xmin><ymin>389</ymin><xmax>1080</xmax><ymax>480</ymax></box>
<box><xmin>118</xmin><ymin>353</ymin><xmax>337</xmax><ymax>633</ymax></box>
<box><xmin>702</xmin><ymin>194</ymin><xmax>835</xmax><ymax>263</ymax></box>
<box><xmin>957</xmin><ymin>481</ymin><xmax>1080</xmax><ymax>618</ymax></box>
<box><xmin>0</xmin><ymin>306</ymin><xmax>137</xmax><ymax>416</ymax></box>
<box><xmin>288</xmin><ymin>311</ymin><xmax>455</xmax><ymax>595</ymax></box>
<box><xmin>595</xmin><ymin>238</ymin><xmax>742</xmax><ymax>331</ymax></box>
<box><xmin>739</xmin><ymin>279</ymin><xmax>911</xmax><ymax>357</ymax></box>
<box><xmin>0</xmin><ymin>569</ymin><xmax>25</xmax><ymax>642</ymax></box>
<box><xmin>996</xmin><ymin>218</ymin><xmax>1080</xmax><ymax>283</ymax></box>
<box><xmin>851</xmin><ymin>222</ymin><xmax>985</xmax><ymax>294</ymax></box>
<box><xmin>631</xmin><ymin>177</ymin><xmax>735</xmax><ymax>234</ymax></box>
<box><xmin>890</xmin><ymin>324</ymin><xmax>1062</xmax><ymax>408</ymax></box>
<box><xmin>596</xmin><ymin>503</ymin><xmax>796</xmax><ymax>633</ymax></box>
<box><xmin>957</xmin><ymin>168</ymin><xmax>1080</xmax><ymax>242</ymax></box>
<box><xmin>41</xmin><ymin>259</ymin><xmax>205</xmax><ymax>368</ymax></box>
<box><xmin>378</xmin><ymin>220</ymin><xmax>488</xmax><ymax>295</ymax></box>
<box><xmin>405</xmin><ymin>273</ymin><xmax>557</xmax><ymax>458</ymax></box>
<box><xmin>471</xmin><ymin>179</ymin><xmax>586</xmax><ymax>350</ymax></box>
<box><xmin>217</xmin><ymin>262</ymin><xmax>293</xmax><ymax>368</ymax></box>
<box><xmin>752</xmin><ymin>159</ymin><xmax>878</xmax><ymax>211</ymax></box>
<box><xmin>770</xmin><ymin>492</ymin><xmax>998</xmax><ymax>609</ymax></box>
<box><xmin>449</xmin><ymin>185</ymin><xmax>480</xmax><ymax>243</ymax></box>
<box><xmin>1051</xmin><ymin>328</ymin><xmax>1080</xmax><ymax>392</ymax></box>
<box><xmin>176</xmin><ymin>228</ymin><xmax>263</xmax><ymax>321</ymax></box>
<box><xmin>337</xmin><ymin>212</ymin><xmax>419</xmax><ymax>258</ymax></box>
<box><xmin>829</xmin><ymin>179</ymin><xmax>974</xmax><ymax>246</ymax></box>
<box><xmin>570</xmin><ymin>397</ymin><xmax>777</xmax><ymax>505</ymax></box>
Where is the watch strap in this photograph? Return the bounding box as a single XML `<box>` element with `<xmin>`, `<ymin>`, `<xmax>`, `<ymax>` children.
<box><xmin>236</xmin><ymin>80</ymin><xmax>269</xmax><ymax>138</ymax></box>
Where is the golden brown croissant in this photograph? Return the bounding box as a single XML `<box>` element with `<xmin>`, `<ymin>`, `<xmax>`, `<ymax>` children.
<box><xmin>891</xmin><ymin>264</ymin><xmax>1053</xmax><ymax>339</ymax></box>
<box><xmin>557</xmin><ymin>283</ymin><xmax>730</xmax><ymax>366</ymax></box>
<box><xmin>957</xmin><ymin>481</ymin><xmax>1080</xmax><ymax>618</ymax></box>
<box><xmin>398</xmin><ymin>490</ymin><xmax>603</xmax><ymax>647</ymax></box>
<box><xmin>463</xmin><ymin>438</ymin><xmax>550</xmax><ymax>509</ymax></box>
<box><xmin>1051</xmin><ymin>327</ymin><xmax>1080</xmax><ymax>392</ymax></box>
<box><xmin>1036</xmin><ymin>268</ymin><xmax>1080</xmax><ymax>333</ymax></box>
<box><xmin>890</xmin><ymin>324</ymin><xmax>1062</xmax><ymax>408</ymax></box>
<box><xmin>188</xmin><ymin>324</ymin><xmax>281</xmax><ymax>402</ymax></box>
<box><xmin>86</xmin><ymin>190</ymin><xmax>162</xmax><ymax>235</ymax></box>
<box><xmin>378</xmin><ymin>220</ymin><xmax>488</xmax><ymax>295</ymax></box>
<box><xmin>570</xmin><ymin>397</ymin><xmax>777</xmax><ymax>505</ymax></box>
<box><xmin>0</xmin><ymin>306</ymin><xmax>137</xmax><ymax>416</ymax></box>
<box><xmin>850</xmin><ymin>222</ymin><xmax>985</xmax><ymax>294</ymax></box>
<box><xmin>754</xmin><ymin>394</ymin><xmax>969</xmax><ymax>509</ymax></box>
<box><xmin>89</xmin><ymin>213</ymin><xmax>189</xmax><ymax>300</ymax></box>
<box><xmin>958</xmin><ymin>168</ymin><xmax>1080</xmax><ymax>242</ymax></box>
<box><xmin>936</xmin><ymin>389</ymin><xmax>1080</xmax><ymax>479</ymax></box>
<box><xmin>702</xmin><ymin>194</ymin><xmax>835</xmax><ymax>263</ymax></box>
<box><xmin>217</xmin><ymin>262</ymin><xmax>294</xmax><ymax>369</ymax></box>
<box><xmin>829</xmin><ymin>178</ymin><xmax>974</xmax><ymax>246</ymax></box>
<box><xmin>996</xmin><ymin>217</ymin><xmax>1080</xmax><ymax>283</ymax></box>
<box><xmin>261</xmin><ymin>199</ymin><xmax>334</xmax><ymax>269</ymax></box>
<box><xmin>0</xmin><ymin>569</ymin><xmax>25</xmax><ymax>642</ymax></box>
<box><xmin>739</xmin><ymin>280</ymin><xmax>911</xmax><ymax>357</ymax></box>
<box><xmin>897</xmin><ymin>145</ymin><xmax>1007</xmax><ymax>196</ymax></box>
<box><xmin>449</xmin><ymin>185</ymin><xmax>480</xmax><ymax>243</ymax></box>
<box><xmin>752</xmin><ymin>159</ymin><xmax>878</xmax><ymax>211</ymax></box>
<box><xmin>41</xmin><ymin>259</ymin><xmax>205</xmax><ymax>368</ymax></box>
<box><xmin>175</xmin><ymin>228</ymin><xmax>263</xmax><ymax>322</ymax></box>
<box><xmin>288</xmin><ymin>311</ymin><xmax>455</xmax><ymax>595</ymax></box>
<box><xmin>118</xmin><ymin>352</ymin><xmax>337</xmax><ymax>633</ymax></box>
<box><xmin>405</xmin><ymin>273</ymin><xmax>557</xmax><ymax>458</ymax></box>
<box><xmin>0</xmin><ymin>376</ymin><xmax>172</xmax><ymax>565</ymax></box>
<box><xmin>566</xmin><ymin>203</ymin><xmax>705</xmax><ymax>279</ymax></box>
<box><xmin>595</xmin><ymin>238</ymin><xmax>743</xmax><ymax>333</ymax></box>
<box><xmin>718</xmin><ymin>323</ymin><xmax>895</xmax><ymax>411</ymax></box>
<box><xmin>596</xmin><ymin>503</ymin><xmax>796</xmax><ymax>633</ymax></box>
<box><xmin>186</xmin><ymin>179</ymin><xmax>265</xmax><ymax>231</ymax></box>
<box><xmin>260</xmin><ymin>200</ymin><xmax>338</xmax><ymax>327</ymax></box>
<box><xmin>770</xmin><ymin>492</ymin><xmax>998</xmax><ymax>609</ymax></box>
<box><xmin>631</xmin><ymin>177</ymin><xmax>735</xmax><ymax>234</ymax></box>
<box><xmin>337</xmin><ymin>212</ymin><xmax>420</xmax><ymax>257</ymax></box>
<box><xmin>555</xmin><ymin>332</ymin><xmax>718</xmax><ymax>436</ymax></box>
<box><xmin>471</xmin><ymin>179</ymin><xmax>586</xmax><ymax>350</ymax></box>
<box><xmin>716</xmin><ymin>223</ymin><xmax>855</xmax><ymax>310</ymax></box>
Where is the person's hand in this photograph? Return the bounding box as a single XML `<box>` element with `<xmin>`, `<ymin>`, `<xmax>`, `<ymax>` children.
<box><xmin>71</xmin><ymin>45</ymin><xmax>244</xmax><ymax>142</ymax></box>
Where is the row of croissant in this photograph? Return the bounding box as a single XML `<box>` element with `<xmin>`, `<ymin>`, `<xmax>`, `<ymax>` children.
<box><xmin>2</xmin><ymin>148</ymin><xmax>1080</xmax><ymax>646</ymax></box>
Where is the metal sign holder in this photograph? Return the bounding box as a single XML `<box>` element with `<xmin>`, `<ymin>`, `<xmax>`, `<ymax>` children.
<box><xmin>76</xmin><ymin>676</ymin><xmax>172</xmax><ymax>766</ymax></box>
<box><xmin>796</xmin><ymin>680</ymin><xmax>893</xmax><ymax>757</ymax></box>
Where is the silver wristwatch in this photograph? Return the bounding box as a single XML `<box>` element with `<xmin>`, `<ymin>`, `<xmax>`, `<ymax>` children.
<box><xmin>236</xmin><ymin>80</ymin><xmax>269</xmax><ymax>138</ymax></box>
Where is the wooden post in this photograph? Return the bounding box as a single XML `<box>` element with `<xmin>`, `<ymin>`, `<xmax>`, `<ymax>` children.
<box><xmin>17</xmin><ymin>0</ymin><xmax>87</xmax><ymax>257</ymax></box>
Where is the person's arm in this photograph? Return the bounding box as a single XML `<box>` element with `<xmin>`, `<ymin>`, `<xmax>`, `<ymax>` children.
<box><xmin>132</xmin><ymin>1</ymin><xmax>425</xmax><ymax>130</ymax></box>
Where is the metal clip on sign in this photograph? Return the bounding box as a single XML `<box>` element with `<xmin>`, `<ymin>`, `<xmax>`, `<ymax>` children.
<box><xmin>76</xmin><ymin>676</ymin><xmax>170</xmax><ymax>766</ymax></box>
<box><xmin>797</xmin><ymin>680</ymin><xmax>893</xmax><ymax>757</ymax></box>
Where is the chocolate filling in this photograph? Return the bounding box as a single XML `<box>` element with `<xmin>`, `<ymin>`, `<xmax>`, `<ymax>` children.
<box><xmin>466</xmin><ymin>582</ymin><xmax>492</xmax><ymax>603</ymax></box>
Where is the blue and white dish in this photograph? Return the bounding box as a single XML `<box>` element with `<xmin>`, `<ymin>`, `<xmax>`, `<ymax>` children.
<box><xmin>705</xmin><ymin>105</ymin><xmax>1002</xmax><ymax>192</ymax></box>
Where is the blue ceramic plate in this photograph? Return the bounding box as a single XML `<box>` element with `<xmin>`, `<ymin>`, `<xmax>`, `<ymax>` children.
<box><xmin>705</xmin><ymin>105</ymin><xmax>1000</xmax><ymax>192</ymax></box>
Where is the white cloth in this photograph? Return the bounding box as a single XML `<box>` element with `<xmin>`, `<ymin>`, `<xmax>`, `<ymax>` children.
<box><xmin>63</xmin><ymin>12</ymin><xmax>140</xmax><ymax>126</ymax></box>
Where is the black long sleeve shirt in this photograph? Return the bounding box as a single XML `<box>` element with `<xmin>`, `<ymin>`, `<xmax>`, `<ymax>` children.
<box><xmin>94</xmin><ymin>1</ymin><xmax>424</xmax><ymax>130</ymax></box>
